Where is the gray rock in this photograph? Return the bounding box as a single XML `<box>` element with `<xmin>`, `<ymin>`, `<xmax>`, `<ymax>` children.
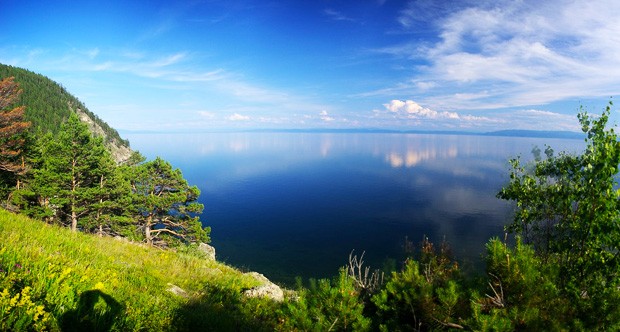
<box><xmin>198</xmin><ymin>242</ymin><xmax>216</xmax><ymax>260</ymax></box>
<box><xmin>167</xmin><ymin>283</ymin><xmax>188</xmax><ymax>298</ymax></box>
<box><xmin>243</xmin><ymin>272</ymin><xmax>284</xmax><ymax>302</ymax></box>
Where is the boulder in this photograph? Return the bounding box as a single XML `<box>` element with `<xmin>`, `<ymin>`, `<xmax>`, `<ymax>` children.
<box><xmin>167</xmin><ymin>283</ymin><xmax>188</xmax><ymax>298</ymax></box>
<box><xmin>243</xmin><ymin>272</ymin><xmax>284</xmax><ymax>302</ymax></box>
<box><xmin>198</xmin><ymin>242</ymin><xmax>216</xmax><ymax>260</ymax></box>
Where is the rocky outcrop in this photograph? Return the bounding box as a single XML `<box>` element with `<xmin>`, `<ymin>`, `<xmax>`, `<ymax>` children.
<box><xmin>243</xmin><ymin>272</ymin><xmax>284</xmax><ymax>302</ymax></box>
<box><xmin>74</xmin><ymin>108</ymin><xmax>133</xmax><ymax>164</ymax></box>
<box><xmin>198</xmin><ymin>242</ymin><xmax>216</xmax><ymax>260</ymax></box>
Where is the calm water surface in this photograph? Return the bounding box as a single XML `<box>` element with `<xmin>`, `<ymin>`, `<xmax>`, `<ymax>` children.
<box><xmin>126</xmin><ymin>132</ymin><xmax>583</xmax><ymax>285</ymax></box>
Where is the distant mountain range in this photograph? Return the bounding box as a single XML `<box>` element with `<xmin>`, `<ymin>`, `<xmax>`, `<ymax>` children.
<box><xmin>481</xmin><ymin>130</ymin><xmax>583</xmax><ymax>139</ymax></box>
<box><xmin>231</xmin><ymin>128</ymin><xmax>585</xmax><ymax>139</ymax></box>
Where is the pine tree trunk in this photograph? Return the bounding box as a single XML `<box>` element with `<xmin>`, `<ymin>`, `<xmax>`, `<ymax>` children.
<box><xmin>71</xmin><ymin>157</ymin><xmax>78</xmax><ymax>232</ymax></box>
<box><xmin>97</xmin><ymin>175</ymin><xmax>104</xmax><ymax>237</ymax></box>
<box><xmin>71</xmin><ymin>207</ymin><xmax>77</xmax><ymax>232</ymax></box>
<box><xmin>145</xmin><ymin>215</ymin><xmax>153</xmax><ymax>245</ymax></box>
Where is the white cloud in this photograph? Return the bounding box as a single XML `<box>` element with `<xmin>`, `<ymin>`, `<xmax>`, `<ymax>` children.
<box><xmin>320</xmin><ymin>110</ymin><xmax>335</xmax><ymax>122</ymax></box>
<box><xmin>384</xmin><ymin>99</ymin><xmax>481</xmax><ymax>120</ymax></box>
<box><xmin>379</xmin><ymin>0</ymin><xmax>620</xmax><ymax>110</ymax></box>
<box><xmin>229</xmin><ymin>113</ymin><xmax>250</xmax><ymax>121</ymax></box>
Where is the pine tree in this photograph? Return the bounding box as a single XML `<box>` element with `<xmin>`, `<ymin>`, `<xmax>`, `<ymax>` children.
<box><xmin>34</xmin><ymin>114</ymin><xmax>115</xmax><ymax>231</ymax></box>
<box><xmin>128</xmin><ymin>157</ymin><xmax>208</xmax><ymax>246</ymax></box>
<box><xmin>85</xmin><ymin>148</ymin><xmax>133</xmax><ymax>237</ymax></box>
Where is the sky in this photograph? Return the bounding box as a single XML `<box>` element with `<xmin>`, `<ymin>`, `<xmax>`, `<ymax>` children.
<box><xmin>1</xmin><ymin>0</ymin><xmax>620</xmax><ymax>132</ymax></box>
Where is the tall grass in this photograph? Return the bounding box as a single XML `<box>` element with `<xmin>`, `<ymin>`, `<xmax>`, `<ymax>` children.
<box><xmin>0</xmin><ymin>209</ymin><xmax>276</xmax><ymax>331</ymax></box>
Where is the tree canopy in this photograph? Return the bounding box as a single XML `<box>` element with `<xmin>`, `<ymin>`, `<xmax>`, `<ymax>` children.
<box><xmin>0</xmin><ymin>76</ymin><xmax>30</xmax><ymax>179</ymax></box>
<box><xmin>498</xmin><ymin>102</ymin><xmax>620</xmax><ymax>324</ymax></box>
<box><xmin>128</xmin><ymin>157</ymin><xmax>209</xmax><ymax>246</ymax></box>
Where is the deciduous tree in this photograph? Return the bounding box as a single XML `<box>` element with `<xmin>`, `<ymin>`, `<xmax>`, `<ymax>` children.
<box><xmin>498</xmin><ymin>102</ymin><xmax>620</xmax><ymax>324</ymax></box>
<box><xmin>0</xmin><ymin>76</ymin><xmax>30</xmax><ymax>187</ymax></box>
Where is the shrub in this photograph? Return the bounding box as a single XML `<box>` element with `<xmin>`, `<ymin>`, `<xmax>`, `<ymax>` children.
<box><xmin>278</xmin><ymin>268</ymin><xmax>371</xmax><ymax>331</ymax></box>
<box><xmin>467</xmin><ymin>238</ymin><xmax>568</xmax><ymax>331</ymax></box>
<box><xmin>372</xmin><ymin>238</ymin><xmax>466</xmax><ymax>331</ymax></box>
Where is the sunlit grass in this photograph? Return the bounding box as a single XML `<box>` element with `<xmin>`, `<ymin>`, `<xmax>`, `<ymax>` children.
<box><xmin>0</xmin><ymin>209</ymin><xmax>271</xmax><ymax>330</ymax></box>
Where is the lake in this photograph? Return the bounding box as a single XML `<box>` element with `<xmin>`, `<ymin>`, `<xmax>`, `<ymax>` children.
<box><xmin>125</xmin><ymin>132</ymin><xmax>584</xmax><ymax>285</ymax></box>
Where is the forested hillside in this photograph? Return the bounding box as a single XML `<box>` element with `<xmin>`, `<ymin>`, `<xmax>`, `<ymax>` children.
<box><xmin>0</xmin><ymin>68</ymin><xmax>210</xmax><ymax>247</ymax></box>
<box><xmin>0</xmin><ymin>64</ymin><xmax>131</xmax><ymax>162</ymax></box>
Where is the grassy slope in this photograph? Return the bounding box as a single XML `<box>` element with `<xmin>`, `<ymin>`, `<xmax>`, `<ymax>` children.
<box><xmin>0</xmin><ymin>209</ymin><xmax>279</xmax><ymax>331</ymax></box>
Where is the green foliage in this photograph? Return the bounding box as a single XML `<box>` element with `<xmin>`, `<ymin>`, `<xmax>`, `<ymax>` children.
<box><xmin>9</xmin><ymin>114</ymin><xmax>207</xmax><ymax>245</ymax></box>
<box><xmin>279</xmin><ymin>269</ymin><xmax>371</xmax><ymax>331</ymax></box>
<box><xmin>372</xmin><ymin>238</ymin><xmax>465</xmax><ymax>331</ymax></box>
<box><xmin>128</xmin><ymin>157</ymin><xmax>209</xmax><ymax>247</ymax></box>
<box><xmin>23</xmin><ymin>114</ymin><xmax>116</xmax><ymax>232</ymax></box>
<box><xmin>0</xmin><ymin>261</ymin><xmax>54</xmax><ymax>331</ymax></box>
<box><xmin>467</xmin><ymin>238</ymin><xmax>567</xmax><ymax>331</ymax></box>
<box><xmin>498</xmin><ymin>102</ymin><xmax>620</xmax><ymax>327</ymax></box>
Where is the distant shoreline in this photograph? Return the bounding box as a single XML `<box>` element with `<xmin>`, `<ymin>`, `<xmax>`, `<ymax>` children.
<box><xmin>120</xmin><ymin>128</ymin><xmax>584</xmax><ymax>140</ymax></box>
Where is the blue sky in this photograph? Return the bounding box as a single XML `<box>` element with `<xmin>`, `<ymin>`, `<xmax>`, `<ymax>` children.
<box><xmin>1</xmin><ymin>0</ymin><xmax>619</xmax><ymax>132</ymax></box>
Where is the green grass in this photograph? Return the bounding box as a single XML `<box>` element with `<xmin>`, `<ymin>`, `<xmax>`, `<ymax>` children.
<box><xmin>0</xmin><ymin>209</ymin><xmax>280</xmax><ymax>331</ymax></box>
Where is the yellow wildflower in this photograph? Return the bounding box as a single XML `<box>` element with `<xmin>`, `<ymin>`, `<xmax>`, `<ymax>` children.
<box><xmin>33</xmin><ymin>304</ymin><xmax>46</xmax><ymax>322</ymax></box>
<box><xmin>9</xmin><ymin>293</ymin><xmax>19</xmax><ymax>307</ymax></box>
<box><xmin>17</xmin><ymin>287</ymin><xmax>32</xmax><ymax>306</ymax></box>
<box><xmin>60</xmin><ymin>267</ymin><xmax>72</xmax><ymax>278</ymax></box>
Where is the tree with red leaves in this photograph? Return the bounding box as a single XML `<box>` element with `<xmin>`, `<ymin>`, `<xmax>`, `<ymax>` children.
<box><xmin>0</xmin><ymin>76</ymin><xmax>31</xmax><ymax>187</ymax></box>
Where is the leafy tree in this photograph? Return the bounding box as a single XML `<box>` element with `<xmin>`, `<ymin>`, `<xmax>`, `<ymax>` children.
<box><xmin>498</xmin><ymin>102</ymin><xmax>620</xmax><ymax>327</ymax></box>
<box><xmin>32</xmin><ymin>114</ymin><xmax>115</xmax><ymax>231</ymax></box>
<box><xmin>128</xmin><ymin>157</ymin><xmax>209</xmax><ymax>247</ymax></box>
<box><xmin>0</xmin><ymin>77</ymin><xmax>31</xmax><ymax>190</ymax></box>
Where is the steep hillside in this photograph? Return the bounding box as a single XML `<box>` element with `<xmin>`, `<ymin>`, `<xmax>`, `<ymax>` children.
<box><xmin>0</xmin><ymin>209</ymin><xmax>281</xmax><ymax>330</ymax></box>
<box><xmin>0</xmin><ymin>64</ymin><xmax>132</xmax><ymax>163</ymax></box>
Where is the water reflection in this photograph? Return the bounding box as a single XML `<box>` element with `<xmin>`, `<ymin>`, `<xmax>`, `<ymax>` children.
<box><xmin>386</xmin><ymin>145</ymin><xmax>459</xmax><ymax>168</ymax></box>
<box><xmin>126</xmin><ymin>132</ymin><xmax>585</xmax><ymax>285</ymax></box>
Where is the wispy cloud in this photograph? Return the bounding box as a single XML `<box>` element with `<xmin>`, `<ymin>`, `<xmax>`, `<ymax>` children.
<box><xmin>502</xmin><ymin>109</ymin><xmax>580</xmax><ymax>131</ymax></box>
<box><xmin>375</xmin><ymin>0</ymin><xmax>620</xmax><ymax>110</ymax></box>
<box><xmin>0</xmin><ymin>46</ymin><xmax>338</xmax><ymax>130</ymax></box>
<box><xmin>323</xmin><ymin>8</ymin><xmax>355</xmax><ymax>22</ymax></box>
<box><xmin>229</xmin><ymin>113</ymin><xmax>250</xmax><ymax>121</ymax></box>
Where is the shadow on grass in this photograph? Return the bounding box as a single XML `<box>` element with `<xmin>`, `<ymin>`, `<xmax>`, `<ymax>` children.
<box><xmin>172</xmin><ymin>284</ymin><xmax>279</xmax><ymax>332</ymax></box>
<box><xmin>61</xmin><ymin>290</ymin><xmax>124</xmax><ymax>332</ymax></box>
